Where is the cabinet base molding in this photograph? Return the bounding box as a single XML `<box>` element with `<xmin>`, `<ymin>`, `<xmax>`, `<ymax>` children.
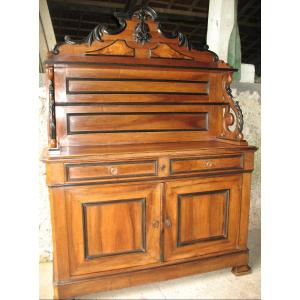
<box><xmin>231</xmin><ymin>264</ymin><xmax>252</xmax><ymax>276</ymax></box>
<box><xmin>54</xmin><ymin>250</ymin><xmax>249</xmax><ymax>299</ymax></box>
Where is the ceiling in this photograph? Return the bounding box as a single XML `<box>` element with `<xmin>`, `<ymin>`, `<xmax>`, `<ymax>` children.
<box><xmin>47</xmin><ymin>0</ymin><xmax>261</xmax><ymax>76</ymax></box>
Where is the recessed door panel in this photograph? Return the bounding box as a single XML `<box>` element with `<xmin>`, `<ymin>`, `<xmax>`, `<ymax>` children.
<box><xmin>83</xmin><ymin>198</ymin><xmax>145</xmax><ymax>259</ymax></box>
<box><xmin>164</xmin><ymin>175</ymin><xmax>242</xmax><ymax>261</ymax></box>
<box><xmin>65</xmin><ymin>182</ymin><xmax>161</xmax><ymax>276</ymax></box>
<box><xmin>178</xmin><ymin>189</ymin><xmax>229</xmax><ymax>246</ymax></box>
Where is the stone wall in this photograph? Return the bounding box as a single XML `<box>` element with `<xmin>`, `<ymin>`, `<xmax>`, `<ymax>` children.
<box><xmin>38</xmin><ymin>75</ymin><xmax>261</xmax><ymax>262</ymax></box>
<box><xmin>231</xmin><ymin>82</ymin><xmax>261</xmax><ymax>231</ymax></box>
<box><xmin>39</xmin><ymin>73</ymin><xmax>52</xmax><ymax>262</ymax></box>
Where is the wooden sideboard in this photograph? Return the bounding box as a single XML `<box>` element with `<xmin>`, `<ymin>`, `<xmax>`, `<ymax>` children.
<box><xmin>43</xmin><ymin>6</ymin><xmax>257</xmax><ymax>299</ymax></box>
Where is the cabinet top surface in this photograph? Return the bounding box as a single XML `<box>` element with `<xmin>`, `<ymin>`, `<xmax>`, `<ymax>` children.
<box><xmin>43</xmin><ymin>141</ymin><xmax>257</xmax><ymax>161</ymax></box>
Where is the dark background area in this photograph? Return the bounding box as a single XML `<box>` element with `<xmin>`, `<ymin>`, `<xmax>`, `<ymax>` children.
<box><xmin>47</xmin><ymin>0</ymin><xmax>260</xmax><ymax>76</ymax></box>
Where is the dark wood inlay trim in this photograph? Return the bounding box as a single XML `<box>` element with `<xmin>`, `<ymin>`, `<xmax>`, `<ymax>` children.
<box><xmin>66</xmin><ymin>112</ymin><xmax>208</xmax><ymax>135</ymax></box>
<box><xmin>56</xmin><ymin>102</ymin><xmax>226</xmax><ymax>106</ymax></box>
<box><xmin>84</xmin><ymin>40</ymin><xmax>135</xmax><ymax>58</ymax></box>
<box><xmin>45</xmin><ymin>60</ymin><xmax>237</xmax><ymax>72</ymax></box>
<box><xmin>67</xmin><ymin>77</ymin><xmax>209</xmax><ymax>83</ymax></box>
<box><xmin>169</xmin><ymin>154</ymin><xmax>244</xmax><ymax>175</ymax></box>
<box><xmin>177</xmin><ymin>189</ymin><xmax>230</xmax><ymax>247</ymax></box>
<box><xmin>65</xmin><ymin>160</ymin><xmax>158</xmax><ymax>182</ymax></box>
<box><xmin>82</xmin><ymin>198</ymin><xmax>146</xmax><ymax>260</ymax></box>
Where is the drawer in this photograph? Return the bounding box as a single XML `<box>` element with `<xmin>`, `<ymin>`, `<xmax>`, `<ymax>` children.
<box><xmin>65</xmin><ymin>160</ymin><xmax>158</xmax><ymax>182</ymax></box>
<box><xmin>170</xmin><ymin>155</ymin><xmax>243</xmax><ymax>175</ymax></box>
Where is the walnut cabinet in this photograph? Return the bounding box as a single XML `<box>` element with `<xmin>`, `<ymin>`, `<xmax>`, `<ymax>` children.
<box><xmin>43</xmin><ymin>6</ymin><xmax>257</xmax><ymax>299</ymax></box>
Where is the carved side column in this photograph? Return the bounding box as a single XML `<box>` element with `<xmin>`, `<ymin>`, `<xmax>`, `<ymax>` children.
<box><xmin>217</xmin><ymin>72</ymin><xmax>247</xmax><ymax>145</ymax></box>
<box><xmin>47</xmin><ymin>66</ymin><xmax>58</xmax><ymax>150</ymax></box>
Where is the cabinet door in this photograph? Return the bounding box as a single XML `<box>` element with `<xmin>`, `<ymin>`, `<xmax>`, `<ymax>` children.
<box><xmin>164</xmin><ymin>175</ymin><xmax>242</xmax><ymax>261</ymax></box>
<box><xmin>65</xmin><ymin>182</ymin><xmax>161</xmax><ymax>276</ymax></box>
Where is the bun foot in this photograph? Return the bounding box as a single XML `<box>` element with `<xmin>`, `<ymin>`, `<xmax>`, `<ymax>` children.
<box><xmin>231</xmin><ymin>265</ymin><xmax>251</xmax><ymax>276</ymax></box>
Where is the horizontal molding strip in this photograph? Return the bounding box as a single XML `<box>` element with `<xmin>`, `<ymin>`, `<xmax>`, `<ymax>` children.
<box><xmin>68</xmin><ymin>129</ymin><xmax>208</xmax><ymax>135</ymax></box>
<box><xmin>67</xmin><ymin>78</ymin><xmax>209</xmax><ymax>83</ymax></box>
<box><xmin>67</xmin><ymin>92</ymin><xmax>207</xmax><ymax>95</ymax></box>
<box><xmin>56</xmin><ymin>102</ymin><xmax>227</xmax><ymax>106</ymax></box>
<box><xmin>45</xmin><ymin>60</ymin><xmax>237</xmax><ymax>71</ymax></box>
<box><xmin>67</xmin><ymin>112</ymin><xmax>207</xmax><ymax>115</ymax></box>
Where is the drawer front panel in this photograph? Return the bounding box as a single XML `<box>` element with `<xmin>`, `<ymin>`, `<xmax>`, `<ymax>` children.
<box><xmin>66</xmin><ymin>160</ymin><xmax>158</xmax><ymax>182</ymax></box>
<box><xmin>170</xmin><ymin>155</ymin><xmax>243</xmax><ymax>175</ymax></box>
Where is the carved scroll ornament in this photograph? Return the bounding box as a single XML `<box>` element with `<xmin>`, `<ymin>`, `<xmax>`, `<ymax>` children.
<box><xmin>48</xmin><ymin>67</ymin><xmax>57</xmax><ymax>149</ymax></box>
<box><xmin>133</xmin><ymin>6</ymin><xmax>154</xmax><ymax>44</ymax></box>
<box><xmin>220</xmin><ymin>72</ymin><xmax>245</xmax><ymax>142</ymax></box>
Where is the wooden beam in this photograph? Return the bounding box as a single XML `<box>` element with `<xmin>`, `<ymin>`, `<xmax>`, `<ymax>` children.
<box><xmin>238</xmin><ymin>0</ymin><xmax>256</xmax><ymax>18</ymax></box>
<box><xmin>49</xmin><ymin>0</ymin><xmax>124</xmax><ymax>9</ymax></box>
<box><xmin>242</xmin><ymin>6</ymin><xmax>260</xmax><ymax>23</ymax></box>
<box><xmin>243</xmin><ymin>39</ymin><xmax>260</xmax><ymax>51</ymax></box>
<box><xmin>49</xmin><ymin>0</ymin><xmax>208</xmax><ymax>19</ymax></box>
<box><xmin>52</xmin><ymin>16</ymin><xmax>99</xmax><ymax>25</ymax></box>
<box><xmin>189</xmin><ymin>23</ymin><xmax>204</xmax><ymax>36</ymax></box>
<box><xmin>189</xmin><ymin>0</ymin><xmax>200</xmax><ymax>11</ymax></box>
<box><xmin>167</xmin><ymin>0</ymin><xmax>174</xmax><ymax>9</ymax></box>
<box><xmin>124</xmin><ymin>0</ymin><xmax>139</xmax><ymax>12</ymax></box>
<box><xmin>243</xmin><ymin>51</ymin><xmax>260</xmax><ymax>63</ymax></box>
<box><xmin>53</xmin><ymin>25</ymin><xmax>94</xmax><ymax>32</ymax></box>
<box><xmin>156</xmin><ymin>8</ymin><xmax>207</xmax><ymax>18</ymax></box>
<box><xmin>239</xmin><ymin>21</ymin><xmax>260</xmax><ymax>28</ymax></box>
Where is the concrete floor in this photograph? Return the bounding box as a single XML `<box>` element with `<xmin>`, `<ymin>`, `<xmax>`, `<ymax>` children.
<box><xmin>39</xmin><ymin>228</ymin><xmax>260</xmax><ymax>300</ymax></box>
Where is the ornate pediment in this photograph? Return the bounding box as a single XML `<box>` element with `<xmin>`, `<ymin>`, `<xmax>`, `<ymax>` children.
<box><xmin>51</xmin><ymin>5</ymin><xmax>218</xmax><ymax>63</ymax></box>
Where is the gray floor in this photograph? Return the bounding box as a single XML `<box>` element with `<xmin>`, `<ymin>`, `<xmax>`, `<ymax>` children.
<box><xmin>39</xmin><ymin>228</ymin><xmax>260</xmax><ymax>300</ymax></box>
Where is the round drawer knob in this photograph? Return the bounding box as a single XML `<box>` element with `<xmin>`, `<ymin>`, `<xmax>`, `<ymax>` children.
<box><xmin>110</xmin><ymin>167</ymin><xmax>118</xmax><ymax>175</ymax></box>
<box><xmin>165</xmin><ymin>219</ymin><xmax>172</xmax><ymax>228</ymax></box>
<box><xmin>152</xmin><ymin>220</ymin><xmax>160</xmax><ymax>228</ymax></box>
<box><xmin>205</xmin><ymin>161</ymin><xmax>213</xmax><ymax>167</ymax></box>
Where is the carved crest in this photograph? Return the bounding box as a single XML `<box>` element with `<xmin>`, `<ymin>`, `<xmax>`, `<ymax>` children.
<box><xmin>51</xmin><ymin>5</ymin><xmax>215</xmax><ymax>56</ymax></box>
<box><xmin>133</xmin><ymin>6</ymin><xmax>156</xmax><ymax>44</ymax></box>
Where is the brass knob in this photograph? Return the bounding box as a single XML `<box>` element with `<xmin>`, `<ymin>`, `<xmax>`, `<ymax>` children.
<box><xmin>110</xmin><ymin>167</ymin><xmax>118</xmax><ymax>175</ymax></box>
<box><xmin>160</xmin><ymin>164</ymin><xmax>166</xmax><ymax>171</ymax></box>
<box><xmin>165</xmin><ymin>219</ymin><xmax>172</xmax><ymax>228</ymax></box>
<box><xmin>205</xmin><ymin>161</ymin><xmax>213</xmax><ymax>167</ymax></box>
<box><xmin>152</xmin><ymin>220</ymin><xmax>160</xmax><ymax>228</ymax></box>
